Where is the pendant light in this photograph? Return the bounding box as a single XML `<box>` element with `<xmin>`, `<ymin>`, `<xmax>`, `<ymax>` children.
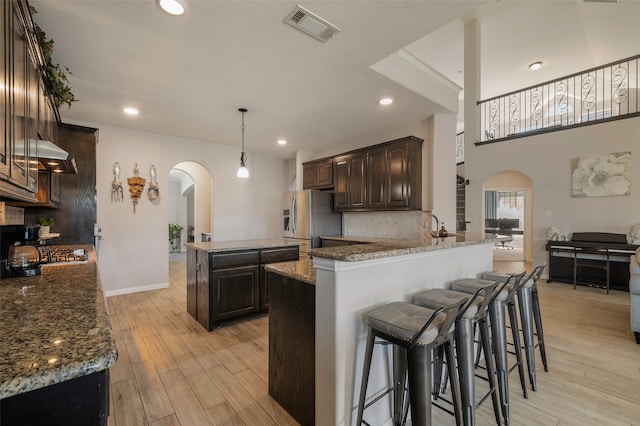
<box><xmin>237</xmin><ymin>108</ymin><xmax>249</xmax><ymax>178</ymax></box>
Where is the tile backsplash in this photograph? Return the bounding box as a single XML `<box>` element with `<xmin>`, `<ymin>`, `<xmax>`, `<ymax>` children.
<box><xmin>342</xmin><ymin>211</ymin><xmax>424</xmax><ymax>239</ymax></box>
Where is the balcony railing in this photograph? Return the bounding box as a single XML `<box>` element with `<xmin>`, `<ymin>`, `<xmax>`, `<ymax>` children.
<box><xmin>477</xmin><ymin>55</ymin><xmax>640</xmax><ymax>144</ymax></box>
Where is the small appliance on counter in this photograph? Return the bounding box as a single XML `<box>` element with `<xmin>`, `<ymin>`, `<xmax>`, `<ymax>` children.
<box><xmin>0</xmin><ymin>225</ymin><xmax>48</xmax><ymax>278</ymax></box>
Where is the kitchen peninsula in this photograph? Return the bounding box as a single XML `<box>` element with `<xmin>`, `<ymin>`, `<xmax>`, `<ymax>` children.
<box><xmin>267</xmin><ymin>232</ymin><xmax>497</xmax><ymax>425</ymax></box>
<box><xmin>0</xmin><ymin>245</ymin><xmax>116</xmax><ymax>424</ymax></box>
<box><xmin>186</xmin><ymin>239</ymin><xmax>299</xmax><ymax>331</ymax></box>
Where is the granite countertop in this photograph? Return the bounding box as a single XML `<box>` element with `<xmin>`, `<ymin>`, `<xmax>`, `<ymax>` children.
<box><xmin>311</xmin><ymin>232</ymin><xmax>498</xmax><ymax>262</ymax></box>
<box><xmin>186</xmin><ymin>238</ymin><xmax>299</xmax><ymax>253</ymax></box>
<box><xmin>0</xmin><ymin>245</ymin><xmax>117</xmax><ymax>400</ymax></box>
<box><xmin>265</xmin><ymin>258</ymin><xmax>316</xmax><ymax>285</ymax></box>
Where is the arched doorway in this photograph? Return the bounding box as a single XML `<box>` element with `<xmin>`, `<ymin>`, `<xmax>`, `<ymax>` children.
<box><xmin>483</xmin><ymin>171</ymin><xmax>533</xmax><ymax>262</ymax></box>
<box><xmin>169</xmin><ymin>161</ymin><xmax>213</xmax><ymax>252</ymax></box>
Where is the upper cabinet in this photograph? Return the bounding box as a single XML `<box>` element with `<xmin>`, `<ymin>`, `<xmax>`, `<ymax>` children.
<box><xmin>334</xmin><ymin>152</ymin><xmax>366</xmax><ymax>210</ymax></box>
<box><xmin>302</xmin><ymin>158</ymin><xmax>334</xmax><ymax>190</ymax></box>
<box><xmin>333</xmin><ymin>136</ymin><xmax>423</xmax><ymax>212</ymax></box>
<box><xmin>0</xmin><ymin>0</ymin><xmax>58</xmax><ymax>202</ymax></box>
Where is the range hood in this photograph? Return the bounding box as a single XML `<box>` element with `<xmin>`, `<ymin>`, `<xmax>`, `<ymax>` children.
<box><xmin>16</xmin><ymin>139</ymin><xmax>78</xmax><ymax>174</ymax></box>
<box><xmin>37</xmin><ymin>140</ymin><xmax>78</xmax><ymax>174</ymax></box>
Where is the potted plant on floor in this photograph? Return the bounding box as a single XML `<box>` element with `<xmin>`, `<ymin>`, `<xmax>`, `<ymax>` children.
<box><xmin>169</xmin><ymin>224</ymin><xmax>184</xmax><ymax>252</ymax></box>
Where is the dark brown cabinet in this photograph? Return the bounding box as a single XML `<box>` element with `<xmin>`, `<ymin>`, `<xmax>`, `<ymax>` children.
<box><xmin>302</xmin><ymin>158</ymin><xmax>334</xmax><ymax>190</ymax></box>
<box><xmin>334</xmin><ymin>136</ymin><xmax>422</xmax><ymax>211</ymax></box>
<box><xmin>30</xmin><ymin>170</ymin><xmax>61</xmax><ymax>207</ymax></box>
<box><xmin>22</xmin><ymin>124</ymin><xmax>98</xmax><ymax>245</ymax></box>
<box><xmin>214</xmin><ymin>265</ymin><xmax>260</xmax><ymax>322</ymax></box>
<box><xmin>0</xmin><ymin>0</ymin><xmax>60</xmax><ymax>203</ymax></box>
<box><xmin>268</xmin><ymin>271</ymin><xmax>315</xmax><ymax>426</ymax></box>
<box><xmin>1</xmin><ymin>369</ymin><xmax>110</xmax><ymax>426</ymax></box>
<box><xmin>0</xmin><ymin>2</ymin><xmax>8</xmax><ymax>180</ymax></box>
<box><xmin>187</xmin><ymin>245</ymin><xmax>299</xmax><ymax>331</ymax></box>
<box><xmin>366</xmin><ymin>146</ymin><xmax>387</xmax><ymax>209</ymax></box>
<box><xmin>334</xmin><ymin>152</ymin><xmax>366</xmax><ymax>210</ymax></box>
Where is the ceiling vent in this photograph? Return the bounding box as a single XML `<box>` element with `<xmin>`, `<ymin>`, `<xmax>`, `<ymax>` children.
<box><xmin>284</xmin><ymin>5</ymin><xmax>341</xmax><ymax>43</ymax></box>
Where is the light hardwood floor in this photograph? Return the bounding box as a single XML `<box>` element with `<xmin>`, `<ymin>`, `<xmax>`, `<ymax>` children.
<box><xmin>106</xmin><ymin>255</ymin><xmax>640</xmax><ymax>425</ymax></box>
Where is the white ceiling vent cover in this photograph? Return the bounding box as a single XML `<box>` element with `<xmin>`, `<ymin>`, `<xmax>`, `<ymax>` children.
<box><xmin>284</xmin><ymin>5</ymin><xmax>341</xmax><ymax>43</ymax></box>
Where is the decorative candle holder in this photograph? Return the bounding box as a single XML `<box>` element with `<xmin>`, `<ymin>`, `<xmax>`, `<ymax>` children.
<box><xmin>127</xmin><ymin>163</ymin><xmax>146</xmax><ymax>213</ymax></box>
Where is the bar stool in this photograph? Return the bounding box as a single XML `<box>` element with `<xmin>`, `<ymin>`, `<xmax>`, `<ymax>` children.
<box><xmin>530</xmin><ymin>265</ymin><xmax>548</xmax><ymax>372</ymax></box>
<box><xmin>450</xmin><ymin>271</ymin><xmax>527</xmax><ymax>426</ymax></box>
<box><xmin>413</xmin><ymin>281</ymin><xmax>502</xmax><ymax>426</ymax></box>
<box><xmin>356</xmin><ymin>299</ymin><xmax>465</xmax><ymax>426</ymax></box>
<box><xmin>483</xmin><ymin>264</ymin><xmax>548</xmax><ymax>390</ymax></box>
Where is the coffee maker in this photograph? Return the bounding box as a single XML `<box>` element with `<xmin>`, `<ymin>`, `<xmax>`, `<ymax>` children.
<box><xmin>0</xmin><ymin>225</ymin><xmax>48</xmax><ymax>278</ymax></box>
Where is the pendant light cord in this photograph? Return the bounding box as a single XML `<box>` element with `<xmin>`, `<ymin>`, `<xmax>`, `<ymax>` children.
<box><xmin>241</xmin><ymin>110</ymin><xmax>246</xmax><ymax>165</ymax></box>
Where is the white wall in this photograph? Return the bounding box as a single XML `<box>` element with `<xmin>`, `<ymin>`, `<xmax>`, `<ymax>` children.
<box><xmin>465</xmin><ymin>116</ymin><xmax>640</xmax><ymax>269</ymax></box>
<box><xmin>84</xmin><ymin>122</ymin><xmax>285</xmax><ymax>295</ymax></box>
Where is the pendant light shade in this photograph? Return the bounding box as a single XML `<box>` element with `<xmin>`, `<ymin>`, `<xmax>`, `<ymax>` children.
<box><xmin>237</xmin><ymin>108</ymin><xmax>249</xmax><ymax>178</ymax></box>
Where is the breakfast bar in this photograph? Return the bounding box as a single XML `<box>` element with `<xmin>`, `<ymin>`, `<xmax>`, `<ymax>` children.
<box><xmin>267</xmin><ymin>232</ymin><xmax>496</xmax><ymax>425</ymax></box>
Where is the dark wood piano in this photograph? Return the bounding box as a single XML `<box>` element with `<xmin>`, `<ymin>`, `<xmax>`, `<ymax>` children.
<box><xmin>545</xmin><ymin>232</ymin><xmax>638</xmax><ymax>292</ymax></box>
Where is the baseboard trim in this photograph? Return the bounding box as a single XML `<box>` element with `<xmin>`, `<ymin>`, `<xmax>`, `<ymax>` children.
<box><xmin>105</xmin><ymin>282</ymin><xmax>169</xmax><ymax>297</ymax></box>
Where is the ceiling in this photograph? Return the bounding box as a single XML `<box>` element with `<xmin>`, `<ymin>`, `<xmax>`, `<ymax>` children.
<box><xmin>30</xmin><ymin>1</ymin><xmax>640</xmax><ymax>160</ymax></box>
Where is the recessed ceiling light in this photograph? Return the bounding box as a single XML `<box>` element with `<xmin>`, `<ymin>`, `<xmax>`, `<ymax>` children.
<box><xmin>277</xmin><ymin>139</ymin><xmax>287</xmax><ymax>145</ymax></box>
<box><xmin>157</xmin><ymin>0</ymin><xmax>185</xmax><ymax>16</ymax></box>
<box><xmin>123</xmin><ymin>107</ymin><xmax>139</xmax><ymax>116</ymax></box>
<box><xmin>529</xmin><ymin>61</ymin><xmax>542</xmax><ymax>71</ymax></box>
<box><xmin>379</xmin><ymin>98</ymin><xmax>393</xmax><ymax>106</ymax></box>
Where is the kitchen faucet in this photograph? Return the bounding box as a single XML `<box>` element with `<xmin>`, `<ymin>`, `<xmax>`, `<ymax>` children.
<box><xmin>426</xmin><ymin>212</ymin><xmax>439</xmax><ymax>238</ymax></box>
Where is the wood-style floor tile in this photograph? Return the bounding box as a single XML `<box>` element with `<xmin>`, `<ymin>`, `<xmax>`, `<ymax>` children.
<box><xmin>104</xmin><ymin>255</ymin><xmax>640</xmax><ymax>425</ymax></box>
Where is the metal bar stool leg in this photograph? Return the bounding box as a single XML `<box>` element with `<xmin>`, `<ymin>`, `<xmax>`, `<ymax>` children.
<box><xmin>407</xmin><ymin>345</ymin><xmax>432</xmax><ymax>426</ymax></box>
<box><xmin>455</xmin><ymin>316</ymin><xmax>475</xmax><ymax>426</ymax></box>
<box><xmin>517</xmin><ymin>286</ymin><xmax>537</xmax><ymax>390</ymax></box>
<box><xmin>478</xmin><ymin>317</ymin><xmax>502</xmax><ymax>425</ymax></box>
<box><xmin>356</xmin><ymin>331</ymin><xmax>376</xmax><ymax>425</ymax></box>
<box><xmin>506</xmin><ymin>298</ymin><xmax>528</xmax><ymax>399</ymax></box>
<box><xmin>432</xmin><ymin>345</ymin><xmax>445</xmax><ymax>400</ymax></box>
<box><xmin>531</xmin><ymin>285</ymin><xmax>548</xmax><ymax>372</ymax></box>
<box><xmin>489</xmin><ymin>298</ymin><xmax>510</xmax><ymax>425</ymax></box>
<box><xmin>393</xmin><ymin>345</ymin><xmax>408</xmax><ymax>425</ymax></box>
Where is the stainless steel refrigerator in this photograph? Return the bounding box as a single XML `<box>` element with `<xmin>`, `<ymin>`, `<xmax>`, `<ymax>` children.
<box><xmin>283</xmin><ymin>190</ymin><xmax>342</xmax><ymax>256</ymax></box>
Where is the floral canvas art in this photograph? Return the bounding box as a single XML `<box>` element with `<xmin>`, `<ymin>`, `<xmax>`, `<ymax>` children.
<box><xmin>571</xmin><ymin>152</ymin><xmax>631</xmax><ymax>197</ymax></box>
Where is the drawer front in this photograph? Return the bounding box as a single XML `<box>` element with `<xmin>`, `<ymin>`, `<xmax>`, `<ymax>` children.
<box><xmin>210</xmin><ymin>251</ymin><xmax>259</xmax><ymax>269</ymax></box>
<box><xmin>260</xmin><ymin>247</ymin><xmax>299</xmax><ymax>264</ymax></box>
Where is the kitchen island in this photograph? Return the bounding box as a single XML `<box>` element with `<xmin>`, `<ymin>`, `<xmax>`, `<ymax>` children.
<box><xmin>267</xmin><ymin>232</ymin><xmax>497</xmax><ymax>425</ymax></box>
<box><xmin>0</xmin><ymin>245</ymin><xmax>116</xmax><ymax>425</ymax></box>
<box><xmin>186</xmin><ymin>239</ymin><xmax>300</xmax><ymax>331</ymax></box>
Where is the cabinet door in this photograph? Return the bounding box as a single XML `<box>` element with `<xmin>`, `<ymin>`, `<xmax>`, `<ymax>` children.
<box><xmin>10</xmin><ymin>4</ymin><xmax>28</xmax><ymax>189</ymax></box>
<box><xmin>25</xmin><ymin>53</ymin><xmax>38</xmax><ymax>192</ymax></box>
<box><xmin>212</xmin><ymin>265</ymin><xmax>260</xmax><ymax>322</ymax></box>
<box><xmin>316</xmin><ymin>159</ymin><xmax>333</xmax><ymax>187</ymax></box>
<box><xmin>349</xmin><ymin>153</ymin><xmax>366</xmax><ymax>209</ymax></box>
<box><xmin>302</xmin><ymin>163</ymin><xmax>317</xmax><ymax>189</ymax></box>
<box><xmin>333</xmin><ymin>156</ymin><xmax>349</xmax><ymax>210</ymax></box>
<box><xmin>0</xmin><ymin>2</ymin><xmax>8</xmax><ymax>179</ymax></box>
<box><xmin>50</xmin><ymin>172</ymin><xmax>61</xmax><ymax>203</ymax></box>
<box><xmin>302</xmin><ymin>159</ymin><xmax>333</xmax><ymax>190</ymax></box>
<box><xmin>366</xmin><ymin>147</ymin><xmax>387</xmax><ymax>208</ymax></box>
<box><xmin>387</xmin><ymin>142</ymin><xmax>410</xmax><ymax>208</ymax></box>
